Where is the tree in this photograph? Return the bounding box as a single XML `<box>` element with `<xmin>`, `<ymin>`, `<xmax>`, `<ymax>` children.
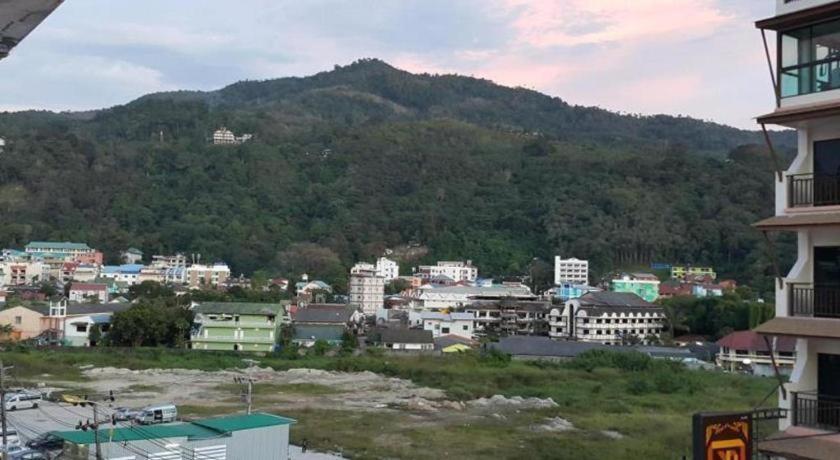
<box><xmin>106</xmin><ymin>299</ymin><xmax>193</xmax><ymax>347</ymax></box>
<box><xmin>88</xmin><ymin>324</ymin><xmax>102</xmax><ymax>346</ymax></box>
<box><xmin>385</xmin><ymin>278</ymin><xmax>411</xmax><ymax>295</ymax></box>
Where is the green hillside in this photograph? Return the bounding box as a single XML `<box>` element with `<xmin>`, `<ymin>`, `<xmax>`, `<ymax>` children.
<box><xmin>0</xmin><ymin>59</ymin><xmax>794</xmax><ymax>294</ymax></box>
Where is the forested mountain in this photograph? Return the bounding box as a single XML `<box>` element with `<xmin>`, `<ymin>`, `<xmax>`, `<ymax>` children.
<box><xmin>0</xmin><ymin>59</ymin><xmax>795</xmax><ymax>294</ymax></box>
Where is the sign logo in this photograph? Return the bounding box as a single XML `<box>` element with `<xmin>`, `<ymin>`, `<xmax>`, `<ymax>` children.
<box><xmin>692</xmin><ymin>412</ymin><xmax>752</xmax><ymax>460</ymax></box>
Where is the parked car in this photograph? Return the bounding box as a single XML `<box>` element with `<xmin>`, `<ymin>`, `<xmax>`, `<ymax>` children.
<box><xmin>4</xmin><ymin>392</ymin><xmax>41</xmax><ymax>411</ymax></box>
<box><xmin>134</xmin><ymin>404</ymin><xmax>177</xmax><ymax>425</ymax></box>
<box><xmin>0</xmin><ymin>429</ymin><xmax>22</xmax><ymax>448</ymax></box>
<box><xmin>25</xmin><ymin>433</ymin><xmax>62</xmax><ymax>451</ymax></box>
<box><xmin>112</xmin><ymin>407</ymin><xmax>140</xmax><ymax>422</ymax></box>
<box><xmin>8</xmin><ymin>448</ymin><xmax>49</xmax><ymax>460</ymax></box>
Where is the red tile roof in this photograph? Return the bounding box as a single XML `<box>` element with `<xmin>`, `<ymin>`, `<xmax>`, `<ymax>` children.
<box><xmin>70</xmin><ymin>283</ymin><xmax>107</xmax><ymax>291</ymax></box>
<box><xmin>717</xmin><ymin>330</ymin><xmax>796</xmax><ymax>353</ymax></box>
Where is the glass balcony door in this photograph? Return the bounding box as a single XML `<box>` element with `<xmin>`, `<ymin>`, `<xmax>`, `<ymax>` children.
<box><xmin>813</xmin><ymin>247</ymin><xmax>840</xmax><ymax>317</ymax></box>
<box><xmin>814</xmin><ymin>139</ymin><xmax>840</xmax><ymax>206</ymax></box>
<box><xmin>817</xmin><ymin>354</ymin><xmax>840</xmax><ymax>428</ymax></box>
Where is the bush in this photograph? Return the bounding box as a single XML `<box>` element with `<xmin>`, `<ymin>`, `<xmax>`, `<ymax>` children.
<box><xmin>312</xmin><ymin>340</ymin><xmax>331</xmax><ymax>356</ymax></box>
<box><xmin>626</xmin><ymin>377</ymin><xmax>651</xmax><ymax>395</ymax></box>
<box><xmin>568</xmin><ymin>349</ymin><xmax>652</xmax><ymax>372</ymax></box>
<box><xmin>479</xmin><ymin>347</ymin><xmax>511</xmax><ymax>367</ymax></box>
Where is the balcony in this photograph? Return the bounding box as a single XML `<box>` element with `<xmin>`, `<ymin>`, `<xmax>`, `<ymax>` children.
<box><xmin>792</xmin><ymin>391</ymin><xmax>840</xmax><ymax>431</ymax></box>
<box><xmin>788</xmin><ymin>173</ymin><xmax>840</xmax><ymax>208</ymax></box>
<box><xmin>788</xmin><ymin>283</ymin><xmax>840</xmax><ymax>317</ymax></box>
<box><xmin>191</xmin><ymin>335</ymin><xmax>275</xmax><ymax>344</ymax></box>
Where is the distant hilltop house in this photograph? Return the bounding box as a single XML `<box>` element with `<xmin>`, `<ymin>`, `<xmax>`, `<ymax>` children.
<box><xmin>0</xmin><ymin>137</ymin><xmax>5</xmax><ymax>153</ymax></box>
<box><xmin>670</xmin><ymin>265</ymin><xmax>716</xmax><ymax>280</ymax></box>
<box><xmin>212</xmin><ymin>127</ymin><xmax>253</xmax><ymax>145</ymax></box>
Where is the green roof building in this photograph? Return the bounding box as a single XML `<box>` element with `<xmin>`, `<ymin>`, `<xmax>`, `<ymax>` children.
<box><xmin>190</xmin><ymin>302</ymin><xmax>287</xmax><ymax>352</ymax></box>
<box><xmin>52</xmin><ymin>412</ymin><xmax>295</xmax><ymax>460</ymax></box>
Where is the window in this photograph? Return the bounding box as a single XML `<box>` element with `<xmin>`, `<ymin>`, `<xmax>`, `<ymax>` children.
<box><xmin>462</xmin><ymin>325</ymin><xmax>469</xmax><ymax>331</ymax></box>
<box><xmin>780</xmin><ymin>19</ymin><xmax>840</xmax><ymax>97</ymax></box>
<box><xmin>583</xmin><ymin>329</ymin><xmax>589</xmax><ymax>335</ymax></box>
<box><xmin>76</xmin><ymin>324</ymin><xmax>88</xmax><ymax>333</ymax></box>
<box><xmin>442</xmin><ymin>327</ymin><xmax>450</xmax><ymax>334</ymax></box>
<box><xmin>14</xmin><ymin>316</ymin><xmax>21</xmax><ymax>325</ymax></box>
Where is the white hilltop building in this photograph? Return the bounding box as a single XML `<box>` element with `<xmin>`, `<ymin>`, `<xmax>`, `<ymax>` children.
<box><xmin>213</xmin><ymin>127</ymin><xmax>253</xmax><ymax>145</ymax></box>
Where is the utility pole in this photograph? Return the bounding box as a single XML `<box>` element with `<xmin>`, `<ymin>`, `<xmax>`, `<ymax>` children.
<box><xmin>92</xmin><ymin>403</ymin><xmax>103</xmax><ymax>460</ymax></box>
<box><xmin>0</xmin><ymin>359</ymin><xmax>14</xmax><ymax>459</ymax></box>
<box><xmin>234</xmin><ymin>376</ymin><xmax>255</xmax><ymax>414</ymax></box>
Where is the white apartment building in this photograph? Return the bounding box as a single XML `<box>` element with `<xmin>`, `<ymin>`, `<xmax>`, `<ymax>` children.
<box><xmin>410</xmin><ymin>284</ymin><xmax>534</xmax><ymax>310</ymax></box>
<box><xmin>412</xmin><ymin>311</ymin><xmax>475</xmax><ymax>339</ymax></box>
<box><xmin>753</xmin><ymin>1</ymin><xmax>840</xmax><ymax>452</ymax></box>
<box><xmin>213</xmin><ymin>128</ymin><xmax>236</xmax><ymax>144</ymax></box>
<box><xmin>416</xmin><ymin>260</ymin><xmax>477</xmax><ymax>282</ymax></box>
<box><xmin>376</xmin><ymin>257</ymin><xmax>399</xmax><ymax>282</ymax></box>
<box><xmin>352</xmin><ymin>258</ymin><xmax>400</xmax><ymax>282</ymax></box>
<box><xmin>349</xmin><ymin>267</ymin><xmax>385</xmax><ymax>316</ymax></box>
<box><xmin>0</xmin><ymin>260</ymin><xmax>47</xmax><ymax>286</ymax></box>
<box><xmin>548</xmin><ymin>292</ymin><xmax>665</xmax><ymax>345</ymax></box>
<box><xmin>187</xmin><ymin>262</ymin><xmax>231</xmax><ymax>289</ymax></box>
<box><xmin>554</xmin><ymin>256</ymin><xmax>589</xmax><ymax>285</ymax></box>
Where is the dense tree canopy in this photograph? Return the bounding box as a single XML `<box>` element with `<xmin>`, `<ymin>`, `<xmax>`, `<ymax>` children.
<box><xmin>0</xmin><ymin>59</ymin><xmax>796</xmax><ymax>296</ymax></box>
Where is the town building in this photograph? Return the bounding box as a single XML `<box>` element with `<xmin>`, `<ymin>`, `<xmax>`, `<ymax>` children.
<box><xmin>0</xmin><ymin>260</ymin><xmax>46</xmax><ymax>286</ymax></box>
<box><xmin>408</xmin><ymin>284</ymin><xmax>535</xmax><ymax>310</ymax></box>
<box><xmin>554</xmin><ymin>256</ymin><xmax>589</xmax><ymax>285</ymax></box>
<box><xmin>376</xmin><ymin>256</ymin><xmax>400</xmax><ymax>281</ymax></box>
<box><xmin>291</xmin><ymin>304</ymin><xmax>363</xmax><ymax>347</ymax></box>
<box><xmin>413</xmin><ymin>311</ymin><xmax>475</xmax><ymax>339</ymax></box>
<box><xmin>416</xmin><ymin>260</ymin><xmax>478</xmax><ymax>282</ymax></box>
<box><xmin>100</xmin><ymin>264</ymin><xmax>144</xmax><ymax>285</ymax></box>
<box><xmin>670</xmin><ymin>265</ymin><xmax>716</xmax><ymax>280</ymax></box>
<box><xmin>610</xmin><ymin>273</ymin><xmax>660</xmax><ymax>302</ymax></box>
<box><xmin>24</xmin><ymin>241</ymin><xmax>103</xmax><ymax>264</ymax></box>
<box><xmin>547</xmin><ymin>283</ymin><xmax>602</xmax><ymax>301</ymax></box>
<box><xmin>378</xmin><ymin>328</ymin><xmax>434</xmax><ymax>352</ymax></box>
<box><xmin>191</xmin><ymin>302</ymin><xmax>285</xmax><ymax>352</ymax></box>
<box><xmin>187</xmin><ymin>262</ymin><xmax>231</xmax><ymax>289</ymax></box>
<box><xmin>0</xmin><ymin>305</ymin><xmax>49</xmax><ymax>340</ymax></box>
<box><xmin>349</xmin><ymin>265</ymin><xmax>385</xmax><ymax>316</ymax></box>
<box><xmin>121</xmin><ymin>247</ymin><xmax>143</xmax><ymax>264</ymax></box>
<box><xmin>51</xmin><ymin>412</ymin><xmax>295</xmax><ymax>460</ymax></box>
<box><xmin>213</xmin><ymin>127</ymin><xmax>253</xmax><ymax>145</ymax></box>
<box><xmin>716</xmin><ymin>330</ymin><xmax>796</xmax><ymax>377</ymax></box>
<box><xmin>548</xmin><ymin>291</ymin><xmax>666</xmax><ymax>345</ymax></box>
<box><xmin>464</xmin><ymin>299</ymin><xmax>550</xmax><ymax>337</ymax></box>
<box><xmin>751</xmin><ymin>1</ymin><xmax>840</xmax><ymax>453</ymax></box>
<box><xmin>42</xmin><ymin>301</ymin><xmax>131</xmax><ymax>346</ymax></box>
<box><xmin>68</xmin><ymin>283</ymin><xmax>109</xmax><ymax>303</ymax></box>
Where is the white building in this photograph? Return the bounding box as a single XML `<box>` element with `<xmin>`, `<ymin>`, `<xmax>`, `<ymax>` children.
<box><xmin>752</xmin><ymin>0</ymin><xmax>840</xmax><ymax>450</ymax></box>
<box><xmin>409</xmin><ymin>284</ymin><xmax>534</xmax><ymax>310</ymax></box>
<box><xmin>376</xmin><ymin>257</ymin><xmax>399</xmax><ymax>282</ymax></box>
<box><xmin>187</xmin><ymin>262</ymin><xmax>231</xmax><ymax>289</ymax></box>
<box><xmin>417</xmin><ymin>260</ymin><xmax>477</xmax><ymax>283</ymax></box>
<box><xmin>68</xmin><ymin>283</ymin><xmax>109</xmax><ymax>304</ymax></box>
<box><xmin>0</xmin><ymin>137</ymin><xmax>5</xmax><ymax>153</ymax></box>
<box><xmin>349</xmin><ymin>266</ymin><xmax>385</xmax><ymax>316</ymax></box>
<box><xmin>413</xmin><ymin>311</ymin><xmax>475</xmax><ymax>339</ymax></box>
<box><xmin>548</xmin><ymin>291</ymin><xmax>666</xmax><ymax>345</ymax></box>
<box><xmin>554</xmin><ymin>256</ymin><xmax>589</xmax><ymax>285</ymax></box>
<box><xmin>213</xmin><ymin>127</ymin><xmax>253</xmax><ymax>145</ymax></box>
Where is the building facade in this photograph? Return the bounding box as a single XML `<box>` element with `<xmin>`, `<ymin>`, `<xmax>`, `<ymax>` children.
<box><xmin>548</xmin><ymin>292</ymin><xmax>666</xmax><ymax>345</ymax></box>
<box><xmin>752</xmin><ymin>1</ymin><xmax>840</xmax><ymax>453</ymax></box>
<box><xmin>187</xmin><ymin>262</ymin><xmax>231</xmax><ymax>289</ymax></box>
<box><xmin>610</xmin><ymin>273</ymin><xmax>660</xmax><ymax>303</ymax></box>
<box><xmin>417</xmin><ymin>260</ymin><xmax>478</xmax><ymax>282</ymax></box>
<box><xmin>670</xmin><ymin>265</ymin><xmax>716</xmax><ymax>280</ymax></box>
<box><xmin>415</xmin><ymin>311</ymin><xmax>475</xmax><ymax>339</ymax></box>
<box><xmin>349</xmin><ymin>267</ymin><xmax>385</xmax><ymax>316</ymax></box>
<box><xmin>191</xmin><ymin>302</ymin><xmax>284</xmax><ymax>352</ymax></box>
<box><xmin>554</xmin><ymin>256</ymin><xmax>589</xmax><ymax>285</ymax></box>
<box><xmin>716</xmin><ymin>330</ymin><xmax>796</xmax><ymax>377</ymax></box>
<box><xmin>68</xmin><ymin>283</ymin><xmax>109</xmax><ymax>303</ymax></box>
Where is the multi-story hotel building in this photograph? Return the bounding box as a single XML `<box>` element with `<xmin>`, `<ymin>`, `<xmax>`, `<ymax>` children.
<box><xmin>548</xmin><ymin>291</ymin><xmax>665</xmax><ymax>346</ymax></box>
<box><xmin>416</xmin><ymin>261</ymin><xmax>478</xmax><ymax>283</ymax></box>
<box><xmin>554</xmin><ymin>256</ymin><xmax>589</xmax><ymax>285</ymax></box>
<box><xmin>753</xmin><ymin>1</ymin><xmax>840</xmax><ymax>455</ymax></box>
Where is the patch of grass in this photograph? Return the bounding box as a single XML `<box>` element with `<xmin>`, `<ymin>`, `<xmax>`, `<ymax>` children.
<box><xmin>215</xmin><ymin>382</ymin><xmax>339</xmax><ymax>396</ymax></box>
<box><xmin>127</xmin><ymin>384</ymin><xmax>164</xmax><ymax>393</ymax></box>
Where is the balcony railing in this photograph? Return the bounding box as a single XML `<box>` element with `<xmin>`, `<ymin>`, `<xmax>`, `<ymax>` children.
<box><xmin>788</xmin><ymin>283</ymin><xmax>840</xmax><ymax>318</ymax></box>
<box><xmin>788</xmin><ymin>174</ymin><xmax>840</xmax><ymax>208</ymax></box>
<box><xmin>793</xmin><ymin>391</ymin><xmax>840</xmax><ymax>431</ymax></box>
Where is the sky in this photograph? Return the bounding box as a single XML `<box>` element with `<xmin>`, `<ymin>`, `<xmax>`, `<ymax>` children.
<box><xmin>0</xmin><ymin>0</ymin><xmax>777</xmax><ymax>129</ymax></box>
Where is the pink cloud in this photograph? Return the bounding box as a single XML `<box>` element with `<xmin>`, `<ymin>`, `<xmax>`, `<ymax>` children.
<box><xmin>503</xmin><ymin>0</ymin><xmax>733</xmax><ymax>48</ymax></box>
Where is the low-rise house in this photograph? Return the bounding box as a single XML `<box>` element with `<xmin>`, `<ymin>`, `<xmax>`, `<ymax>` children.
<box><xmin>492</xmin><ymin>336</ymin><xmax>707</xmax><ymax>364</ymax></box>
<box><xmin>0</xmin><ymin>289</ymin><xmax>6</xmax><ymax>304</ymax></box>
<box><xmin>291</xmin><ymin>304</ymin><xmax>362</xmax><ymax>347</ymax></box>
<box><xmin>100</xmin><ymin>264</ymin><xmax>144</xmax><ymax>285</ymax></box>
<box><xmin>434</xmin><ymin>334</ymin><xmax>478</xmax><ymax>352</ymax></box>
<box><xmin>191</xmin><ymin>302</ymin><xmax>286</xmax><ymax>352</ymax></box>
<box><xmin>549</xmin><ymin>291</ymin><xmax>666</xmax><ymax>345</ymax></box>
<box><xmin>24</xmin><ymin>241</ymin><xmax>103</xmax><ymax>264</ymax></box>
<box><xmin>295</xmin><ymin>279</ymin><xmax>333</xmax><ymax>295</ymax></box>
<box><xmin>413</xmin><ymin>311</ymin><xmax>475</xmax><ymax>339</ymax></box>
<box><xmin>41</xmin><ymin>302</ymin><xmax>131</xmax><ymax>346</ymax></box>
<box><xmin>0</xmin><ymin>305</ymin><xmax>49</xmax><ymax>340</ymax></box>
<box><xmin>671</xmin><ymin>265</ymin><xmax>716</xmax><ymax>280</ymax></box>
<box><xmin>72</xmin><ymin>264</ymin><xmax>99</xmax><ymax>283</ymax></box>
<box><xmin>417</xmin><ymin>260</ymin><xmax>478</xmax><ymax>282</ymax></box>
<box><xmin>68</xmin><ymin>283</ymin><xmax>109</xmax><ymax>303</ymax></box>
<box><xmin>121</xmin><ymin>247</ymin><xmax>143</xmax><ymax>264</ymax></box>
<box><xmin>548</xmin><ymin>283</ymin><xmax>601</xmax><ymax>301</ymax></box>
<box><xmin>716</xmin><ymin>330</ymin><xmax>796</xmax><ymax>377</ymax></box>
<box><xmin>379</xmin><ymin>328</ymin><xmax>434</xmax><ymax>352</ymax></box>
<box><xmin>52</xmin><ymin>412</ymin><xmax>295</xmax><ymax>460</ymax></box>
<box><xmin>465</xmin><ymin>299</ymin><xmax>551</xmax><ymax>337</ymax></box>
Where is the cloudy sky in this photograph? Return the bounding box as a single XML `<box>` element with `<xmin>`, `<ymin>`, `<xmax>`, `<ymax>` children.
<box><xmin>1</xmin><ymin>0</ymin><xmax>776</xmax><ymax>129</ymax></box>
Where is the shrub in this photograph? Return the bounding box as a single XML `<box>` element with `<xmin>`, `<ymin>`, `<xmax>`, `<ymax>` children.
<box><xmin>479</xmin><ymin>347</ymin><xmax>511</xmax><ymax>367</ymax></box>
<box><xmin>312</xmin><ymin>340</ymin><xmax>331</xmax><ymax>356</ymax></box>
<box><xmin>626</xmin><ymin>376</ymin><xmax>651</xmax><ymax>395</ymax></box>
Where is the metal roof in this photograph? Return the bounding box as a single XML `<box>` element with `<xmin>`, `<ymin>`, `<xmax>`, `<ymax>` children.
<box><xmin>380</xmin><ymin>328</ymin><xmax>433</xmax><ymax>344</ymax></box>
<box><xmin>52</xmin><ymin>412</ymin><xmax>295</xmax><ymax>446</ymax></box>
<box><xmin>25</xmin><ymin>241</ymin><xmax>90</xmax><ymax>250</ymax></box>
<box><xmin>193</xmin><ymin>412</ymin><xmax>295</xmax><ymax>432</ymax></box>
<box><xmin>292</xmin><ymin>305</ymin><xmax>354</xmax><ymax>323</ymax></box>
<box><xmin>0</xmin><ymin>1</ymin><xmax>64</xmax><ymax>60</ymax></box>
<box><xmin>193</xmin><ymin>302</ymin><xmax>283</xmax><ymax>316</ymax></box>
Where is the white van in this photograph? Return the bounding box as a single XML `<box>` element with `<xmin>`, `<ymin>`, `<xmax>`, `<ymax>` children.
<box><xmin>4</xmin><ymin>392</ymin><xmax>41</xmax><ymax>411</ymax></box>
<box><xmin>134</xmin><ymin>404</ymin><xmax>177</xmax><ymax>425</ymax></box>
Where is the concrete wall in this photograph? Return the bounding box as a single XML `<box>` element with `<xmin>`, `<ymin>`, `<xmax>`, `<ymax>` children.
<box><xmin>0</xmin><ymin>306</ymin><xmax>43</xmax><ymax>339</ymax></box>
